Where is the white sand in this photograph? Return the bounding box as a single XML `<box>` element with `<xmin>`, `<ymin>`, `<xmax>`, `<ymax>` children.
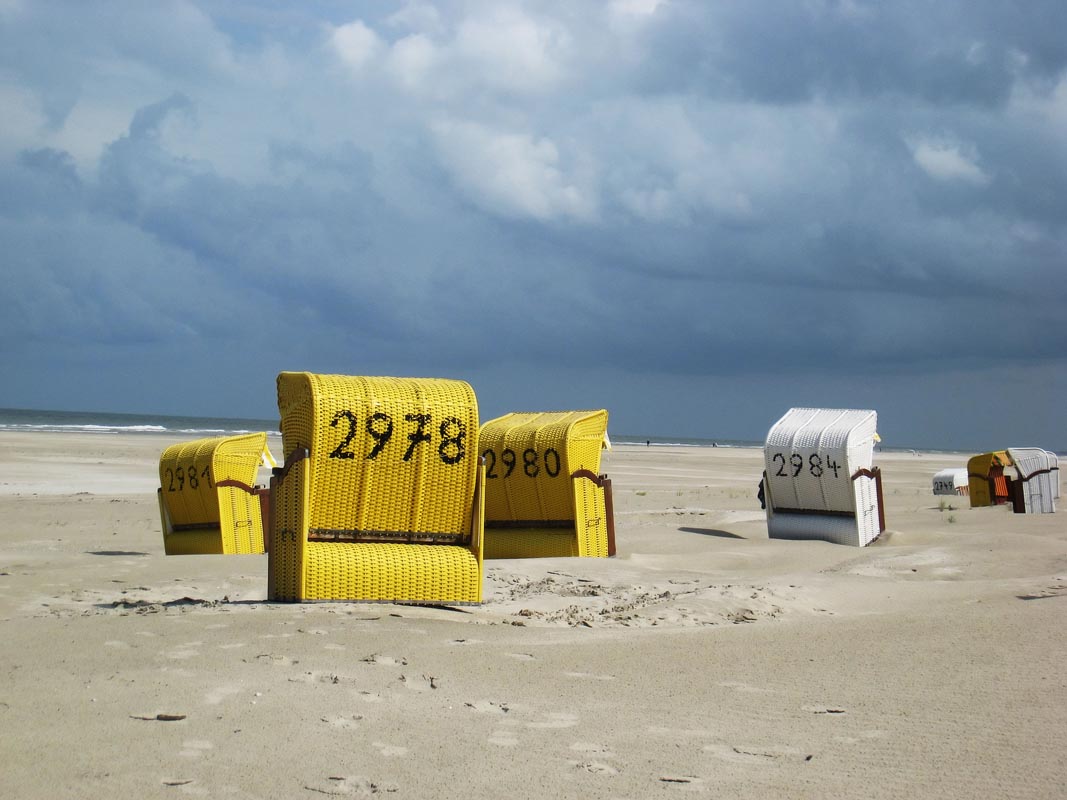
<box><xmin>0</xmin><ymin>432</ymin><xmax>1063</xmax><ymax>798</ymax></box>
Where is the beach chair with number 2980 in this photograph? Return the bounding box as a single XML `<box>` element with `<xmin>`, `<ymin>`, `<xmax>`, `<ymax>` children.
<box><xmin>268</xmin><ymin>373</ymin><xmax>484</xmax><ymax>604</ymax></box>
<box><xmin>479</xmin><ymin>410</ymin><xmax>615</xmax><ymax>559</ymax></box>
<box><xmin>158</xmin><ymin>432</ymin><xmax>276</xmax><ymax>555</ymax></box>
<box><xmin>762</xmin><ymin>408</ymin><xmax>885</xmax><ymax>547</ymax></box>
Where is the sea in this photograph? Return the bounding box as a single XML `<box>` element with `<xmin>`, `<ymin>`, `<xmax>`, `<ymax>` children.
<box><xmin>0</xmin><ymin>407</ymin><xmax>760</xmax><ymax>448</ymax></box>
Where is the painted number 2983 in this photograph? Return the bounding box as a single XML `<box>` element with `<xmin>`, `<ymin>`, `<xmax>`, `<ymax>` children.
<box><xmin>771</xmin><ymin>452</ymin><xmax>841</xmax><ymax>479</ymax></box>
<box><xmin>328</xmin><ymin>410</ymin><xmax>466</xmax><ymax>465</ymax></box>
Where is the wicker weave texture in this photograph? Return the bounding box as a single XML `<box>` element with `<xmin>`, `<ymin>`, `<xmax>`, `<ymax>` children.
<box><xmin>482</xmin><ymin>529</ymin><xmax>580</xmax><ymax>559</ymax></box>
<box><xmin>277</xmin><ymin>373</ymin><xmax>478</xmax><ymax>538</ymax></box>
<box><xmin>480</xmin><ymin>410</ymin><xmax>610</xmax><ymax>558</ymax></box>
<box><xmin>764</xmin><ymin>408</ymin><xmax>877</xmax><ymax>514</ymax></box>
<box><xmin>158</xmin><ymin>432</ymin><xmax>272</xmax><ymax>555</ymax></box>
<box><xmin>269</xmin><ymin>373</ymin><xmax>483</xmax><ymax>603</ymax></box>
<box><xmin>301</xmin><ymin>542</ymin><xmax>481</xmax><ymax>602</ymax></box>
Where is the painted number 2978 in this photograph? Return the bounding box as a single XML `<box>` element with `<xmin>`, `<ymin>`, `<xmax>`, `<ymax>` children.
<box><xmin>328</xmin><ymin>410</ymin><xmax>466</xmax><ymax>465</ymax></box>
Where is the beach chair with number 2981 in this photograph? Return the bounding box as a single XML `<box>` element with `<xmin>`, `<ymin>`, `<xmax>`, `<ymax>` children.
<box><xmin>157</xmin><ymin>432</ymin><xmax>276</xmax><ymax>555</ymax></box>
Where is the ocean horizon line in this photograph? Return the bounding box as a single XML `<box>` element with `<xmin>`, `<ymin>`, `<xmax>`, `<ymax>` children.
<box><xmin>0</xmin><ymin>406</ymin><xmax>1025</xmax><ymax>456</ymax></box>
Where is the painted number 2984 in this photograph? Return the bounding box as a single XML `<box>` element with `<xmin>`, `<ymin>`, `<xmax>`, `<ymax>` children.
<box><xmin>771</xmin><ymin>452</ymin><xmax>841</xmax><ymax>479</ymax></box>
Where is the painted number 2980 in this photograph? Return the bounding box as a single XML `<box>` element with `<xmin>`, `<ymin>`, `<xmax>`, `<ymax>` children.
<box><xmin>482</xmin><ymin>447</ymin><xmax>562</xmax><ymax>479</ymax></box>
<box><xmin>771</xmin><ymin>452</ymin><xmax>841</xmax><ymax>479</ymax></box>
<box><xmin>328</xmin><ymin>410</ymin><xmax>466</xmax><ymax>465</ymax></box>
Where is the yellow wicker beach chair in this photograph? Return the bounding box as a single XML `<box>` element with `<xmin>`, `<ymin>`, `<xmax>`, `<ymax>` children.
<box><xmin>479</xmin><ymin>410</ymin><xmax>614</xmax><ymax>559</ymax></box>
<box><xmin>268</xmin><ymin>372</ymin><xmax>484</xmax><ymax>604</ymax></box>
<box><xmin>158</xmin><ymin>432</ymin><xmax>276</xmax><ymax>555</ymax></box>
<box><xmin>967</xmin><ymin>451</ymin><xmax>1011</xmax><ymax>508</ymax></box>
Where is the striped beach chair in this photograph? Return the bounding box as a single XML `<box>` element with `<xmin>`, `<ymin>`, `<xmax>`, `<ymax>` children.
<box><xmin>158</xmin><ymin>432</ymin><xmax>276</xmax><ymax>555</ymax></box>
<box><xmin>762</xmin><ymin>408</ymin><xmax>886</xmax><ymax>547</ymax></box>
<box><xmin>268</xmin><ymin>373</ymin><xmax>484</xmax><ymax>604</ymax></box>
<box><xmin>480</xmin><ymin>410</ymin><xmax>614</xmax><ymax>559</ymax></box>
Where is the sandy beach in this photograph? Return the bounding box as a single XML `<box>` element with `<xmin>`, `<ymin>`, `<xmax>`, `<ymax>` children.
<box><xmin>0</xmin><ymin>431</ymin><xmax>1063</xmax><ymax>799</ymax></box>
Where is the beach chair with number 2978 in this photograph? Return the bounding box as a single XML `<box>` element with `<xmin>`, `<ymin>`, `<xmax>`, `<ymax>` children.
<box><xmin>762</xmin><ymin>408</ymin><xmax>886</xmax><ymax>547</ymax></box>
<box><xmin>268</xmin><ymin>373</ymin><xmax>484</xmax><ymax>604</ymax></box>
<box><xmin>479</xmin><ymin>410</ymin><xmax>615</xmax><ymax>559</ymax></box>
<box><xmin>158</xmin><ymin>432</ymin><xmax>276</xmax><ymax>555</ymax></box>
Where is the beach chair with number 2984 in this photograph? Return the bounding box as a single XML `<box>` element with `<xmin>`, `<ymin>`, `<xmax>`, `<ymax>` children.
<box><xmin>762</xmin><ymin>408</ymin><xmax>885</xmax><ymax>547</ymax></box>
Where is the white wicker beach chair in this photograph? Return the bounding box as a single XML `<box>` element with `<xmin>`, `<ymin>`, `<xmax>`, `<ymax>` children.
<box><xmin>932</xmin><ymin>468</ymin><xmax>969</xmax><ymax>497</ymax></box>
<box><xmin>762</xmin><ymin>408</ymin><xmax>885</xmax><ymax>547</ymax></box>
<box><xmin>1006</xmin><ymin>447</ymin><xmax>1057</xmax><ymax>514</ymax></box>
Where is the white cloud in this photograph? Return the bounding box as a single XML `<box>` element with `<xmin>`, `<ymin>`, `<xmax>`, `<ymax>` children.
<box><xmin>454</xmin><ymin>8</ymin><xmax>567</xmax><ymax>93</ymax></box>
<box><xmin>431</xmin><ymin>120</ymin><xmax>595</xmax><ymax>221</ymax></box>
<box><xmin>909</xmin><ymin>137</ymin><xmax>990</xmax><ymax>185</ymax></box>
<box><xmin>609</xmin><ymin>0</ymin><xmax>666</xmax><ymax>19</ymax></box>
<box><xmin>387</xmin><ymin>34</ymin><xmax>438</xmax><ymax>91</ymax></box>
<box><xmin>331</xmin><ymin>20</ymin><xmax>383</xmax><ymax>73</ymax></box>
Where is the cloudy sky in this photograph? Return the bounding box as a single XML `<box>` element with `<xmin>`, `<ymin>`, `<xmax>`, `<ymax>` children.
<box><xmin>1</xmin><ymin>1</ymin><xmax>1065</xmax><ymax>450</ymax></box>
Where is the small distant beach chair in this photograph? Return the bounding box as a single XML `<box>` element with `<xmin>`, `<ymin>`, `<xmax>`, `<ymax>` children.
<box><xmin>158</xmin><ymin>432</ymin><xmax>276</xmax><ymax>555</ymax></box>
<box><xmin>479</xmin><ymin>410</ymin><xmax>615</xmax><ymax>559</ymax></box>
<box><xmin>967</xmin><ymin>451</ymin><xmax>1012</xmax><ymax>508</ymax></box>
<box><xmin>762</xmin><ymin>408</ymin><xmax>886</xmax><ymax>547</ymax></box>
<box><xmin>932</xmin><ymin>468</ymin><xmax>969</xmax><ymax>497</ymax></box>
<box><xmin>1006</xmin><ymin>447</ymin><xmax>1057</xmax><ymax>514</ymax></box>
<box><xmin>268</xmin><ymin>372</ymin><xmax>484</xmax><ymax>604</ymax></box>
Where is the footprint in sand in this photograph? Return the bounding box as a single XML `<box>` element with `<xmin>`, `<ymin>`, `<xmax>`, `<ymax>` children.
<box><xmin>322</xmin><ymin>715</ymin><xmax>365</xmax><ymax>730</ymax></box>
<box><xmin>179</xmin><ymin>740</ymin><xmax>213</xmax><ymax>759</ymax></box>
<box><xmin>504</xmin><ymin>652</ymin><xmax>536</xmax><ymax>661</ymax></box>
<box><xmin>373</xmin><ymin>742</ymin><xmax>408</xmax><ymax>757</ymax></box>
<box><xmin>526</xmin><ymin>712</ymin><xmax>578</xmax><ymax>730</ymax></box>
<box><xmin>362</xmin><ymin>653</ymin><xmax>408</xmax><ymax>666</ymax></box>
<box><xmin>204</xmin><ymin>686</ymin><xmax>242</xmax><ymax>705</ymax></box>
<box><xmin>703</xmin><ymin>743</ymin><xmax>802</xmax><ymax>763</ymax></box>
<box><xmin>488</xmin><ymin>728</ymin><xmax>521</xmax><ymax>747</ymax></box>
<box><xmin>464</xmin><ymin>700</ymin><xmax>510</xmax><ymax>715</ymax></box>
<box><xmin>574</xmin><ymin>761</ymin><xmax>619</xmax><ymax>775</ymax></box>
<box><xmin>303</xmin><ymin>776</ymin><xmax>398</xmax><ymax>796</ymax></box>
<box><xmin>564</xmin><ymin>671</ymin><xmax>615</xmax><ymax>681</ymax></box>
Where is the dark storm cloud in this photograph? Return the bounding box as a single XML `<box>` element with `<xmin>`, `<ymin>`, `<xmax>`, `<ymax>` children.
<box><xmin>0</xmin><ymin>0</ymin><xmax>1064</xmax><ymax>447</ymax></box>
